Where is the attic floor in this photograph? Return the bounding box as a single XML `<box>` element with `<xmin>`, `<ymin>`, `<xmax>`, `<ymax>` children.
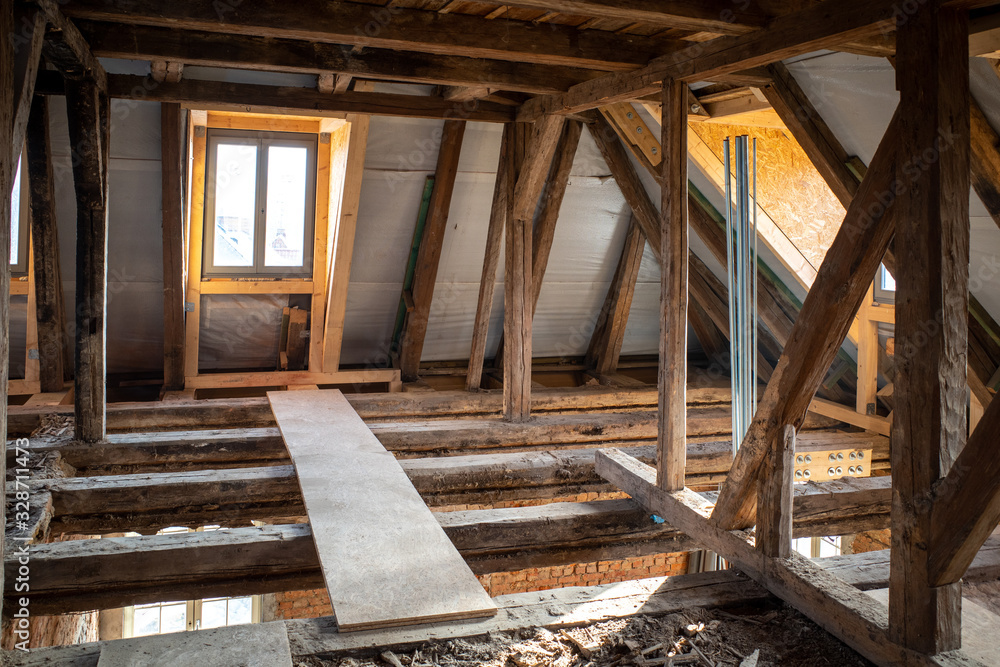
<box><xmin>302</xmin><ymin>600</ymin><xmax>872</xmax><ymax>667</ymax></box>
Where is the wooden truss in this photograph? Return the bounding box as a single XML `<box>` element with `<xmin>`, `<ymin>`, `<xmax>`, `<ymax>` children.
<box><xmin>592</xmin><ymin>3</ymin><xmax>998</xmax><ymax>665</ymax></box>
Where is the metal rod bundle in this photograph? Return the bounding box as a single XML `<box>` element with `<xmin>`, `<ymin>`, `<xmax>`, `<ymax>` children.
<box><xmin>723</xmin><ymin>136</ymin><xmax>758</xmax><ymax>455</ymax></box>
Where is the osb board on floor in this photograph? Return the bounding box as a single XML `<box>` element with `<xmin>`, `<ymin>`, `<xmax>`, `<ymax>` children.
<box><xmin>690</xmin><ymin>121</ymin><xmax>846</xmax><ymax>269</ymax></box>
<box><xmin>267</xmin><ymin>389</ymin><xmax>497</xmax><ymax>632</ymax></box>
<box><xmin>96</xmin><ymin>622</ymin><xmax>292</xmax><ymax>667</ymax></box>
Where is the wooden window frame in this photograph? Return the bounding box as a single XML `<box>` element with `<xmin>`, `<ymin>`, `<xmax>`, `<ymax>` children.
<box><xmin>202</xmin><ymin>128</ymin><xmax>318</xmax><ymax>278</ymax></box>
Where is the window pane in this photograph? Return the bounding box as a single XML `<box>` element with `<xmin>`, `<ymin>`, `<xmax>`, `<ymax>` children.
<box><xmin>264</xmin><ymin>145</ymin><xmax>308</xmax><ymax>268</ymax></box>
<box><xmin>133</xmin><ymin>606</ymin><xmax>161</xmax><ymax>637</ymax></box>
<box><xmin>201</xmin><ymin>599</ymin><xmax>228</xmax><ymax>630</ymax></box>
<box><xmin>213</xmin><ymin>143</ymin><xmax>258</xmax><ymax>268</ymax></box>
<box><xmin>881</xmin><ymin>265</ymin><xmax>895</xmax><ymax>291</ymax></box>
<box><xmin>159</xmin><ymin>602</ymin><xmax>187</xmax><ymax>634</ymax></box>
<box><xmin>10</xmin><ymin>157</ymin><xmax>20</xmax><ymax>265</ymax></box>
<box><xmin>228</xmin><ymin>597</ymin><xmax>253</xmax><ymax>625</ymax></box>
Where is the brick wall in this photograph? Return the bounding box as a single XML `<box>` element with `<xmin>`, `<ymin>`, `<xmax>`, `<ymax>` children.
<box><xmin>270</xmin><ymin>551</ymin><xmax>691</xmax><ymax>621</ymax></box>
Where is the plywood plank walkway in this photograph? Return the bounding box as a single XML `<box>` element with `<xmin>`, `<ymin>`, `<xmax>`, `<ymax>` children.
<box><xmin>268</xmin><ymin>389</ymin><xmax>497</xmax><ymax>631</ymax></box>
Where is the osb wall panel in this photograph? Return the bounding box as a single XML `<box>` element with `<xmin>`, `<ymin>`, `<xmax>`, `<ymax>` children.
<box><xmin>690</xmin><ymin>122</ymin><xmax>845</xmax><ymax>269</ymax></box>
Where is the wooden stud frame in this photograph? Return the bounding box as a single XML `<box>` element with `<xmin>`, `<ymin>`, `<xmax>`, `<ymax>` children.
<box><xmin>182</xmin><ymin>109</ymin><xmax>398</xmax><ymax>390</ymax></box>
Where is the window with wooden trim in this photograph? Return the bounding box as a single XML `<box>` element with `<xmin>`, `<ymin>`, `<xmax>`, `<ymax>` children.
<box><xmin>203</xmin><ymin>129</ymin><xmax>317</xmax><ymax>277</ymax></box>
<box><xmin>874</xmin><ymin>263</ymin><xmax>895</xmax><ymax>304</ymax></box>
<box><xmin>121</xmin><ymin>526</ymin><xmax>261</xmax><ymax>638</ymax></box>
<box><xmin>9</xmin><ymin>152</ymin><xmax>29</xmax><ymax>275</ymax></box>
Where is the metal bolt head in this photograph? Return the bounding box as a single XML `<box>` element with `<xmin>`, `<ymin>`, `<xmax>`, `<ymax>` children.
<box><xmin>626</xmin><ymin>111</ymin><xmax>634</xmax><ymax>119</ymax></box>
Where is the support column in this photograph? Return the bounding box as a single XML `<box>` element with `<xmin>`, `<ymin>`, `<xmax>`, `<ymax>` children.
<box><xmin>657</xmin><ymin>78</ymin><xmax>688</xmax><ymax>491</ymax></box>
<box><xmin>66</xmin><ymin>79</ymin><xmax>110</xmax><ymax>442</ymax></box>
<box><xmin>161</xmin><ymin>103</ymin><xmax>185</xmax><ymax>390</ymax></box>
<box><xmin>757</xmin><ymin>424</ymin><xmax>794</xmax><ymax>558</ymax></box>
<box><xmin>1</xmin><ymin>0</ymin><xmax>14</xmax><ymax>622</ymax></box>
<box><xmin>890</xmin><ymin>1</ymin><xmax>969</xmax><ymax>653</ymax></box>
<box><xmin>26</xmin><ymin>96</ymin><xmax>67</xmax><ymax>393</ymax></box>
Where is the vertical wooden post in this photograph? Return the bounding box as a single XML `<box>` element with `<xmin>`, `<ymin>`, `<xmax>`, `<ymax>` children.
<box><xmin>503</xmin><ymin>116</ymin><xmax>565</xmax><ymax>421</ymax></box>
<box><xmin>855</xmin><ymin>284</ymin><xmax>878</xmax><ymax>417</ymax></box>
<box><xmin>161</xmin><ymin>103</ymin><xmax>186</xmax><ymax>390</ymax></box>
<box><xmin>65</xmin><ymin>79</ymin><xmax>110</xmax><ymax>442</ymax></box>
<box><xmin>398</xmin><ymin>119</ymin><xmax>467</xmax><ymax>381</ymax></box>
<box><xmin>183</xmin><ymin>122</ymin><xmax>207</xmax><ymax>383</ymax></box>
<box><xmin>26</xmin><ymin>95</ymin><xmax>66</xmax><ymax>393</ymax></box>
<box><xmin>467</xmin><ymin>123</ymin><xmax>513</xmax><ymax>392</ymax></box>
<box><xmin>757</xmin><ymin>424</ymin><xmax>794</xmax><ymax>558</ymax></box>
<box><xmin>0</xmin><ymin>0</ymin><xmax>15</xmax><ymax>620</ymax></box>
<box><xmin>657</xmin><ymin>77</ymin><xmax>688</xmax><ymax>491</ymax></box>
<box><xmin>890</xmin><ymin>1</ymin><xmax>969</xmax><ymax>653</ymax></box>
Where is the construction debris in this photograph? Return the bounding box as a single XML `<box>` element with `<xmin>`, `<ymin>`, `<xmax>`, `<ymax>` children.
<box><xmin>300</xmin><ymin>603</ymin><xmax>872</xmax><ymax>667</ymax></box>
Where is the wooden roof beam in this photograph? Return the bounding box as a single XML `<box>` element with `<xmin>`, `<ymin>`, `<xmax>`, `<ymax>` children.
<box><xmin>517</xmin><ymin>0</ymin><xmax>994</xmax><ymax>120</ymax></box>
<box><xmin>494</xmin><ymin>0</ymin><xmax>769</xmax><ymax>34</ymax></box>
<box><xmin>60</xmin><ymin>0</ymin><xmax>685</xmax><ymax>71</ymax></box>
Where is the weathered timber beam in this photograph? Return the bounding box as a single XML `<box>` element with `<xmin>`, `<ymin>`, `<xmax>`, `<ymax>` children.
<box><xmin>710</xmin><ymin>108</ymin><xmax>900</xmax><ymax>531</ymax></box>
<box><xmin>928</xmin><ymin>387</ymin><xmax>1000</xmax><ymax>586</ymax></box>
<box><xmin>104</xmin><ymin>75</ymin><xmax>515</xmax><ymax>122</ymax></box>
<box><xmin>75</xmin><ymin>20</ymin><xmax>604</xmax><ymax>96</ymax></box>
<box><xmin>890</xmin><ymin>4</ymin><xmax>968</xmax><ymax>652</ymax></box>
<box><xmin>7</xmin><ymin>475</ymin><xmax>900</xmax><ymax>616</ymax></box>
<box><xmin>658</xmin><ymin>77</ymin><xmax>689</xmax><ymax>492</ymax></box>
<box><xmin>32</xmin><ymin>0</ymin><xmax>107</xmax><ymax>89</ymax></box>
<box><xmin>518</xmin><ymin>0</ymin><xmax>903</xmax><ymax>120</ymax></box>
<box><xmin>398</xmin><ymin>120</ymin><xmax>467</xmax><ymax>380</ymax></box>
<box><xmin>496</xmin><ymin>0</ymin><xmax>767</xmax><ymax>33</ymax></box>
<box><xmin>504</xmin><ymin>116</ymin><xmax>567</xmax><ymax>420</ymax></box>
<box><xmin>595</xmin><ymin>449</ymin><xmax>981</xmax><ymax>667</ymax></box>
<box><xmin>467</xmin><ymin>124</ymin><xmax>516</xmax><ymax>391</ymax></box>
<box><xmin>64</xmin><ymin>76</ymin><xmax>110</xmax><ymax>443</ymax></box>
<box><xmin>6</xmin><ymin>385</ymin><xmax>736</xmax><ymax>436</ymax></box>
<box><xmin>587</xmin><ymin>216</ymin><xmax>645</xmax><ymax>374</ymax></box>
<box><xmin>757</xmin><ymin>424</ymin><xmax>794</xmax><ymax>558</ymax></box>
<box><xmin>29</xmin><ymin>452</ymin><xmax>892</xmax><ymax>536</ymax></box>
<box><xmin>25</xmin><ymin>96</ymin><xmax>66</xmax><ymax>392</ymax></box>
<box><xmin>60</xmin><ymin>0</ymin><xmax>684</xmax><ymax>71</ymax></box>
<box><xmin>10</xmin><ymin>5</ymin><xmax>46</xmax><ymax>174</ymax></box>
<box><xmin>160</xmin><ymin>103</ymin><xmax>185</xmax><ymax>390</ymax></box>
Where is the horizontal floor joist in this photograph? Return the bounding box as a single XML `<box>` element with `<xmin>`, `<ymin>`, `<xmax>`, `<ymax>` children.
<box><xmin>10</xmin><ymin>408</ymin><xmax>862</xmax><ymax>475</ymax></box>
<box><xmin>7</xmin><ymin>385</ymin><xmax>725</xmax><ymax>436</ymax></box>
<box><xmin>27</xmin><ymin>433</ymin><xmax>887</xmax><ymax>534</ymax></box>
<box><xmin>7</xmin><ymin>479</ymin><xmax>898</xmax><ymax>615</ymax></box>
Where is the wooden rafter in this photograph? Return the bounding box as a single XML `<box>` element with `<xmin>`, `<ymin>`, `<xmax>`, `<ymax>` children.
<box><xmin>398</xmin><ymin>120</ymin><xmax>467</xmax><ymax>381</ymax></box>
<box><xmin>518</xmin><ymin>0</ymin><xmax>904</xmax><ymax>120</ymax></box>
<box><xmin>587</xmin><ymin>216</ymin><xmax>644</xmax><ymax>375</ymax></box>
<box><xmin>61</xmin><ymin>0</ymin><xmax>686</xmax><ymax>71</ymax></box>
<box><xmin>25</xmin><ymin>96</ymin><xmax>66</xmax><ymax>393</ymax></box>
<box><xmin>466</xmin><ymin>124</ymin><xmax>518</xmax><ymax>392</ymax></box>
<box><xmin>10</xmin><ymin>6</ymin><xmax>46</xmax><ymax>173</ymax></box>
<box><xmin>495</xmin><ymin>0</ymin><xmax>768</xmax><ymax>33</ymax></box>
<box><xmin>711</xmin><ymin>108</ymin><xmax>901</xmax><ymax>531</ymax></box>
<box><xmin>492</xmin><ymin>120</ymin><xmax>582</xmax><ymax>373</ymax></box>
